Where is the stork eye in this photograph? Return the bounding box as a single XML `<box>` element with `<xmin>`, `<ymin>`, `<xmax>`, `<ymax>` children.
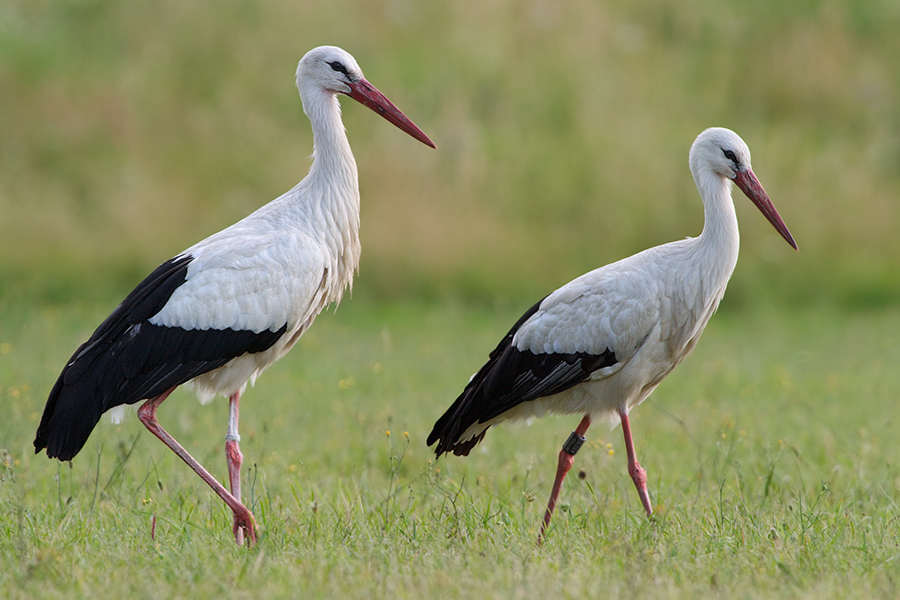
<box><xmin>328</xmin><ymin>61</ymin><xmax>349</xmax><ymax>75</ymax></box>
<box><xmin>722</xmin><ymin>149</ymin><xmax>737</xmax><ymax>162</ymax></box>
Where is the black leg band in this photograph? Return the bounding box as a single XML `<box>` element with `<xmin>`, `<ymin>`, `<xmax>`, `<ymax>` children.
<box><xmin>562</xmin><ymin>431</ymin><xmax>586</xmax><ymax>456</ymax></box>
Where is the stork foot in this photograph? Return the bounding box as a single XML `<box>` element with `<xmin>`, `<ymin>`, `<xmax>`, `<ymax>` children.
<box><xmin>232</xmin><ymin>506</ymin><xmax>257</xmax><ymax>546</ymax></box>
<box><xmin>619</xmin><ymin>409</ymin><xmax>654</xmax><ymax>519</ymax></box>
<box><xmin>628</xmin><ymin>458</ymin><xmax>654</xmax><ymax>519</ymax></box>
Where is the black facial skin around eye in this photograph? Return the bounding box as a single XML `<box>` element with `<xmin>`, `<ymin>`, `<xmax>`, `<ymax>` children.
<box><xmin>723</xmin><ymin>149</ymin><xmax>737</xmax><ymax>162</ymax></box>
<box><xmin>328</xmin><ymin>61</ymin><xmax>349</xmax><ymax>75</ymax></box>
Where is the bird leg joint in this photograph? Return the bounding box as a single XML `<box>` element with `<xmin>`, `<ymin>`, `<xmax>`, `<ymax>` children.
<box><xmin>562</xmin><ymin>431</ymin><xmax>586</xmax><ymax>456</ymax></box>
<box><xmin>225</xmin><ymin>433</ymin><xmax>241</xmax><ymax>443</ymax></box>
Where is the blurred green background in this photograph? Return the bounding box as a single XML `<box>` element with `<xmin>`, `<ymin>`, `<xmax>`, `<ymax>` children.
<box><xmin>1</xmin><ymin>0</ymin><xmax>899</xmax><ymax>308</ymax></box>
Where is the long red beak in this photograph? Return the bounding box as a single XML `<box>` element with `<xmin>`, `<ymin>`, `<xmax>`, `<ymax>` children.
<box><xmin>734</xmin><ymin>169</ymin><xmax>798</xmax><ymax>250</ymax></box>
<box><xmin>346</xmin><ymin>78</ymin><xmax>436</xmax><ymax>149</ymax></box>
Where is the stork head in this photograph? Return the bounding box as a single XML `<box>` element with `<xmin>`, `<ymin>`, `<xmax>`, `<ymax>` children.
<box><xmin>690</xmin><ymin>127</ymin><xmax>797</xmax><ymax>250</ymax></box>
<box><xmin>297</xmin><ymin>46</ymin><xmax>435</xmax><ymax>148</ymax></box>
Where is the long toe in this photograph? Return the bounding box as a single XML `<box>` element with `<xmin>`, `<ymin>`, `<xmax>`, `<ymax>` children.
<box><xmin>628</xmin><ymin>461</ymin><xmax>653</xmax><ymax>518</ymax></box>
<box><xmin>233</xmin><ymin>508</ymin><xmax>257</xmax><ymax>546</ymax></box>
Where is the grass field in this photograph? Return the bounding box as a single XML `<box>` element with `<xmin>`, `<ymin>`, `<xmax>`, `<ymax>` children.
<box><xmin>3</xmin><ymin>0</ymin><xmax>900</xmax><ymax>597</ymax></box>
<box><xmin>3</xmin><ymin>300</ymin><xmax>900</xmax><ymax>598</ymax></box>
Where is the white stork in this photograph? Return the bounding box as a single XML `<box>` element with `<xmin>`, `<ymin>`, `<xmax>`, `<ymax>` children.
<box><xmin>34</xmin><ymin>46</ymin><xmax>434</xmax><ymax>546</ymax></box>
<box><xmin>428</xmin><ymin>127</ymin><xmax>796</xmax><ymax>543</ymax></box>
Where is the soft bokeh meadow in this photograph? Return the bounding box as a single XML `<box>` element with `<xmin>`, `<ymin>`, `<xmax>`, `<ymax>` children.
<box><xmin>2</xmin><ymin>0</ymin><xmax>898</xmax><ymax>306</ymax></box>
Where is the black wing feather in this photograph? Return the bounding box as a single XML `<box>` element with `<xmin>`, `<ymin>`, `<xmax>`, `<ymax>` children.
<box><xmin>34</xmin><ymin>255</ymin><xmax>287</xmax><ymax>461</ymax></box>
<box><xmin>428</xmin><ymin>297</ymin><xmax>618</xmax><ymax>457</ymax></box>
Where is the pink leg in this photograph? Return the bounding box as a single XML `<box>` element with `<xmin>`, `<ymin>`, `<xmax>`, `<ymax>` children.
<box><xmin>619</xmin><ymin>408</ymin><xmax>653</xmax><ymax>518</ymax></box>
<box><xmin>224</xmin><ymin>391</ymin><xmax>245</xmax><ymax>546</ymax></box>
<box><xmin>137</xmin><ymin>388</ymin><xmax>257</xmax><ymax>546</ymax></box>
<box><xmin>538</xmin><ymin>414</ymin><xmax>592</xmax><ymax>545</ymax></box>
